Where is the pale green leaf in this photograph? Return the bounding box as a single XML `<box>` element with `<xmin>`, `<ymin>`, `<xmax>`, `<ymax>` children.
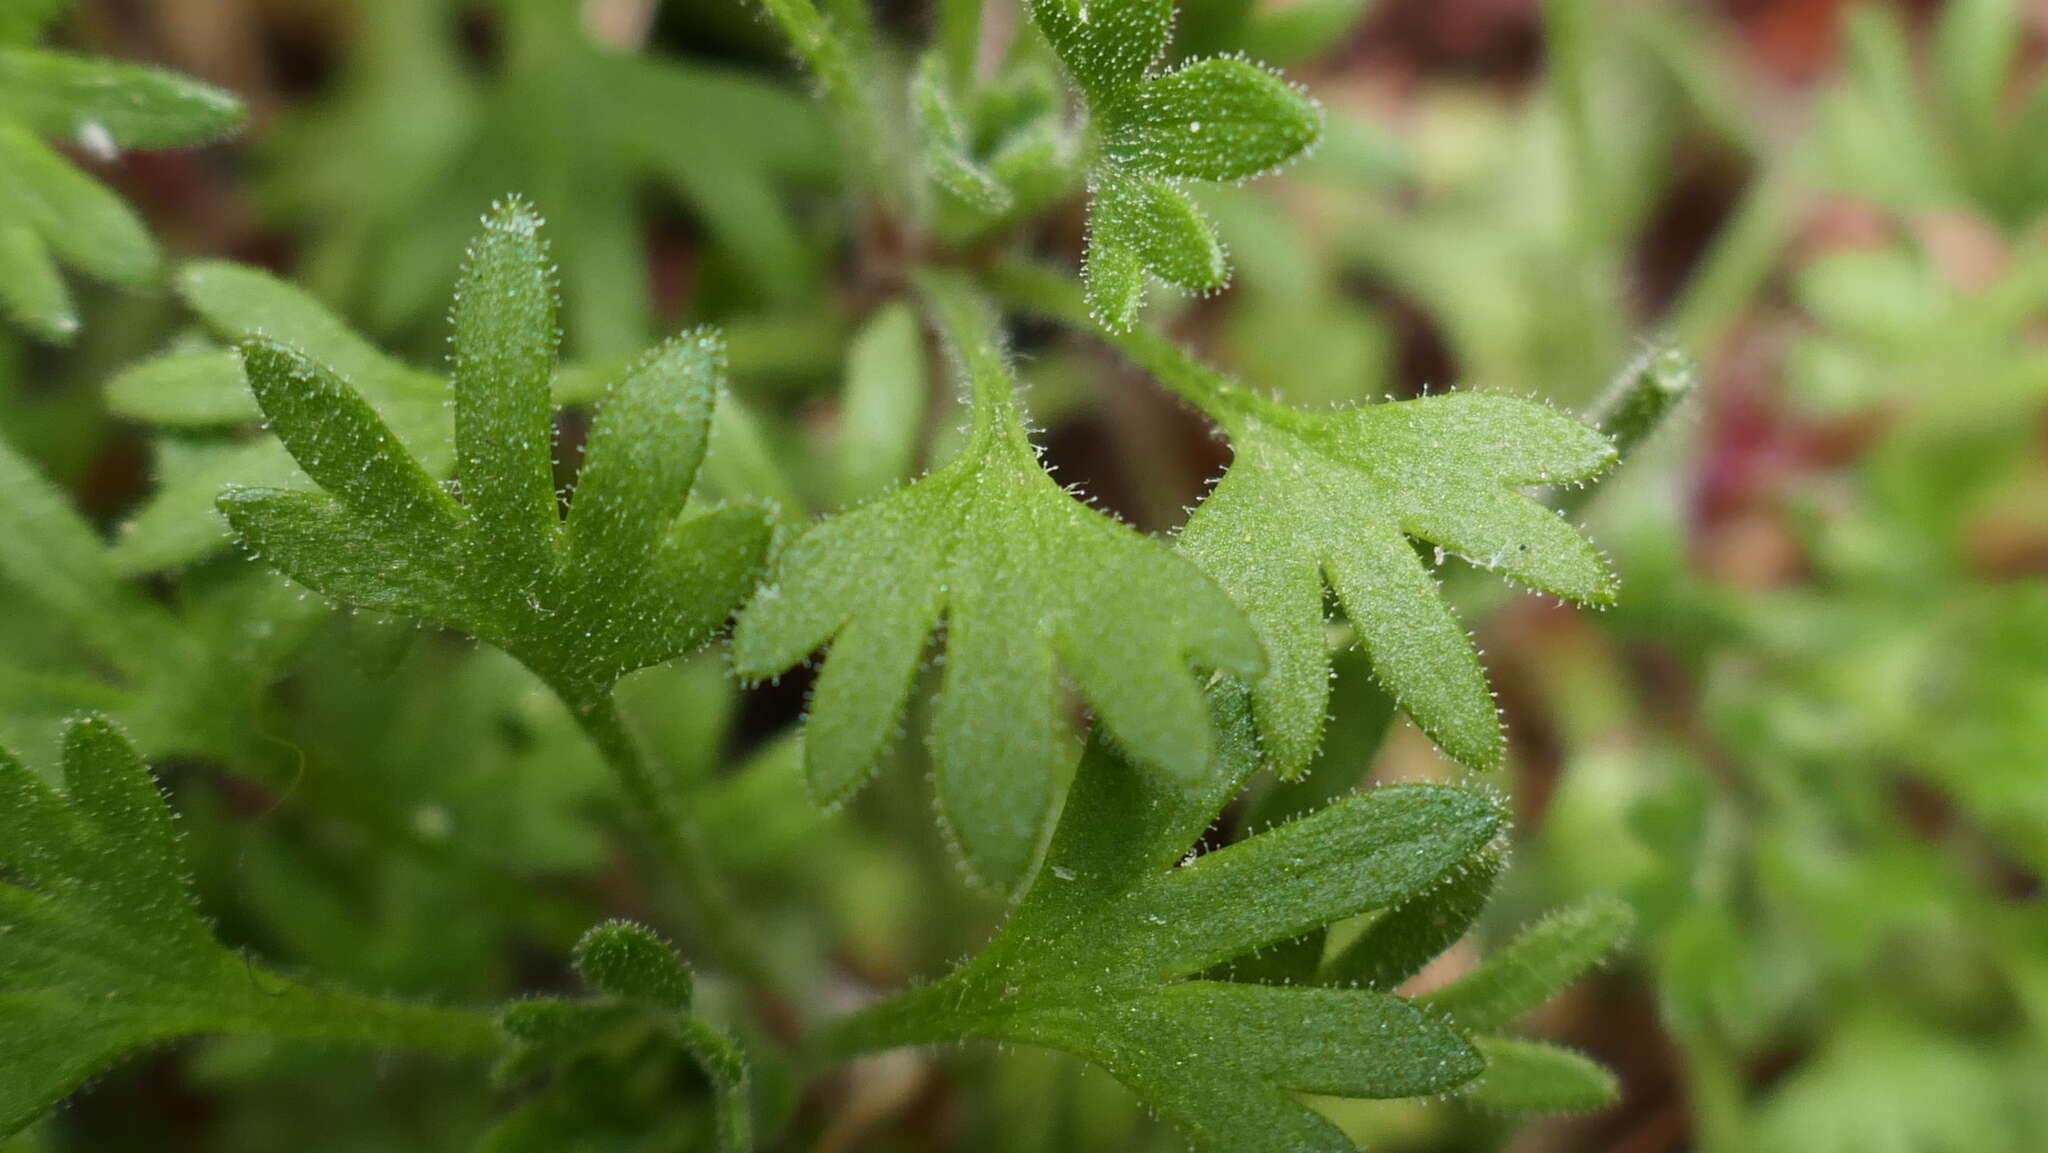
<box><xmin>0</xmin><ymin>220</ymin><xmax>72</xmax><ymax>341</ymax></box>
<box><xmin>103</xmin><ymin>348</ymin><xmax>246</xmax><ymax>426</ymax></box>
<box><xmin>0</xmin><ymin>121</ymin><xmax>153</xmax><ymax>284</ymax></box>
<box><xmin>0</xmin><ymin>48</ymin><xmax>241</xmax><ymax>147</ymax></box>
<box><xmin>1460</xmin><ymin>1037</ymin><xmax>1620</xmax><ymax>1114</ymax></box>
<box><xmin>732</xmin><ymin>274</ymin><xmax>1261</xmax><ymax>889</ymax></box>
<box><xmin>833</xmin><ymin>301</ymin><xmax>929</xmax><ymax>506</ymax></box>
<box><xmin>1095</xmin><ymin>315</ymin><xmax>1616</xmax><ymax>774</ymax></box>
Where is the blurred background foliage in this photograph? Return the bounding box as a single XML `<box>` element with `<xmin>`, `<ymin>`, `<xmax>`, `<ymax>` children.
<box><xmin>0</xmin><ymin>0</ymin><xmax>2043</xmax><ymax>1150</ymax></box>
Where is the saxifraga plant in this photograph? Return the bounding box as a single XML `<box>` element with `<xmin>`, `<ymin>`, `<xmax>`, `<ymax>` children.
<box><xmin>0</xmin><ymin>1</ymin><xmax>1714</xmax><ymax>1149</ymax></box>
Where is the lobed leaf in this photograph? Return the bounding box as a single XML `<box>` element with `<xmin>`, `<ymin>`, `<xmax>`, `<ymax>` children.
<box><xmin>1030</xmin><ymin>0</ymin><xmax>1174</xmax><ymax>102</ymax></box>
<box><xmin>732</xmin><ymin>274</ymin><xmax>1261</xmax><ymax>889</ymax></box>
<box><xmin>0</xmin><ymin>26</ymin><xmax>242</xmax><ymax>340</ymax></box>
<box><xmin>0</xmin><ymin>718</ymin><xmax>496</xmax><ymax>1137</ymax></box>
<box><xmin>821</xmin><ymin>693</ymin><xmax>1502</xmax><ymax>1153</ymax></box>
<box><xmin>1078</xmin><ymin>314</ymin><xmax>1618</xmax><ymax>774</ymax></box>
<box><xmin>497</xmin><ymin>921</ymin><xmax>751</xmax><ymax>1153</ymax></box>
<box><xmin>1103</xmin><ymin>56</ymin><xmax>1321</xmax><ymax>182</ymax></box>
<box><xmin>1024</xmin><ymin>0</ymin><xmax>1322</xmax><ymax>329</ymax></box>
<box><xmin>220</xmin><ymin>204</ymin><xmax>768</xmax><ymax>705</ymax></box>
<box><xmin>1321</xmin><ymin>843</ymin><xmax>1505</xmax><ymax>989</ymax></box>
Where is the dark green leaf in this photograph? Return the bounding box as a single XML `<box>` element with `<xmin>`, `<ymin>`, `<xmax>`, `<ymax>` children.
<box><xmin>0</xmin><ymin>718</ymin><xmax>497</xmax><ymax>1137</ymax></box>
<box><xmin>571</xmin><ymin>921</ymin><xmax>695</xmax><ymax>1014</ymax></box>
<box><xmin>818</xmin><ymin>694</ymin><xmax>1500</xmax><ymax>1153</ymax></box>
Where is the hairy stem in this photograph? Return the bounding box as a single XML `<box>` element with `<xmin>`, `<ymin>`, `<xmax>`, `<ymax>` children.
<box><xmin>806</xmin><ymin>979</ymin><xmax>970</xmax><ymax>1067</ymax></box>
<box><xmin>984</xmin><ymin>260</ymin><xmax>1254</xmax><ymax>427</ymax></box>
<box><xmin>573</xmin><ymin>693</ymin><xmax>783</xmax><ymax>1001</ymax></box>
<box><xmin>754</xmin><ymin>0</ymin><xmax>897</xmax><ymax>203</ymax></box>
<box><xmin>227</xmin><ymin>975</ymin><xmax>502</xmax><ymax>1057</ymax></box>
<box><xmin>1554</xmin><ymin>343</ymin><xmax>1698</xmax><ymax>517</ymax></box>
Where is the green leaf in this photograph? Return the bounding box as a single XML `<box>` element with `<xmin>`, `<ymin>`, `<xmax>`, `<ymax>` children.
<box><xmin>0</xmin><ymin>49</ymin><xmax>242</xmax><ymax>148</ymax></box>
<box><xmin>1092</xmin><ymin>167</ymin><xmax>1227</xmax><ymax>289</ymax></box>
<box><xmin>0</xmin><ymin>717</ymin><xmax>498</xmax><ymax>1137</ymax></box>
<box><xmin>916</xmin><ymin>54</ymin><xmax>1012</xmax><ymax>213</ymax></box>
<box><xmin>833</xmin><ymin>300</ymin><xmax>929</xmax><ymax>507</ymax></box>
<box><xmin>1103</xmin><ymin>57</ymin><xmax>1321</xmax><ymax>182</ymax></box>
<box><xmin>1030</xmin><ymin>0</ymin><xmax>1175</xmax><ymax>101</ymax></box>
<box><xmin>497</xmin><ymin>921</ymin><xmax>751</xmax><ymax>1153</ymax></box>
<box><xmin>0</xmin><ymin>28</ymin><xmax>241</xmax><ymax>339</ymax></box>
<box><xmin>818</xmin><ymin>693</ymin><xmax>1502</xmax><ymax>1153</ymax></box>
<box><xmin>1460</xmin><ymin>1037</ymin><xmax>1620</xmax><ymax>1114</ymax></box>
<box><xmin>1420</xmin><ymin>896</ymin><xmax>1632</xmax><ymax>1032</ymax></box>
<box><xmin>732</xmin><ymin>274</ymin><xmax>1261</xmax><ymax>889</ymax></box>
<box><xmin>237</xmin><ymin>338</ymin><xmax>463</xmax><ymax>541</ymax></box>
<box><xmin>0</xmin><ymin>121</ymin><xmax>153</xmax><ymax>285</ymax></box>
<box><xmin>1025</xmin><ymin>0</ymin><xmax>1322</xmax><ymax>329</ymax></box>
<box><xmin>1321</xmin><ymin>843</ymin><xmax>1503</xmax><ymax>989</ymax></box>
<box><xmin>0</xmin><ymin>434</ymin><xmax>183</xmax><ymax>674</ymax></box>
<box><xmin>104</xmin><ymin>347</ymin><xmax>246</xmax><ymax>426</ymax></box>
<box><xmin>0</xmin><ymin>220</ymin><xmax>71</xmax><ymax>340</ymax></box>
<box><xmin>571</xmin><ymin>921</ymin><xmax>695</xmax><ymax>1015</ymax></box>
<box><xmin>1109</xmin><ymin>312</ymin><xmax>1614</xmax><ymax>774</ymax></box>
<box><xmin>220</xmin><ymin>204</ymin><xmax>769</xmax><ymax>705</ymax></box>
<box><xmin>452</xmin><ymin>197</ymin><xmax>564</xmax><ymax>590</ymax></box>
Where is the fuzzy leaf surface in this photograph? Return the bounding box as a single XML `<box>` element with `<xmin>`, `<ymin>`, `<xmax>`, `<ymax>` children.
<box><xmin>1040</xmin><ymin>304</ymin><xmax>1616</xmax><ymax>774</ymax></box>
<box><xmin>219</xmin><ymin>200</ymin><xmax>769</xmax><ymax>704</ymax></box>
<box><xmin>732</xmin><ymin>276</ymin><xmax>1261</xmax><ymax>890</ymax></box>
<box><xmin>821</xmin><ymin>691</ymin><xmax>1503</xmax><ymax>1152</ymax></box>
<box><xmin>1026</xmin><ymin>0</ymin><xmax>1321</xmax><ymax>329</ymax></box>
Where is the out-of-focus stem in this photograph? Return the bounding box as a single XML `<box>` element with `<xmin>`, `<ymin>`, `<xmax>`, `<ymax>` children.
<box><xmin>1556</xmin><ymin>344</ymin><xmax>1699</xmax><ymax>517</ymax></box>
<box><xmin>574</xmin><ymin>693</ymin><xmax>784</xmax><ymax>1002</ymax></box>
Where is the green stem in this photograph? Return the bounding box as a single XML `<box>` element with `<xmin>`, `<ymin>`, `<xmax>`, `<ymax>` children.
<box><xmin>983</xmin><ymin>260</ymin><xmax>1256</xmax><ymax>429</ymax></box>
<box><xmin>675</xmin><ymin>1015</ymin><xmax>755</xmax><ymax>1153</ymax></box>
<box><xmin>228</xmin><ymin>974</ymin><xmax>502</xmax><ymax>1057</ymax></box>
<box><xmin>805</xmin><ymin>979</ymin><xmax>969</xmax><ymax>1068</ymax></box>
<box><xmin>754</xmin><ymin>0</ymin><xmax>897</xmax><ymax>202</ymax></box>
<box><xmin>1554</xmin><ymin>344</ymin><xmax>1698</xmax><ymax>517</ymax></box>
<box><xmin>572</xmin><ymin>693</ymin><xmax>784</xmax><ymax>1002</ymax></box>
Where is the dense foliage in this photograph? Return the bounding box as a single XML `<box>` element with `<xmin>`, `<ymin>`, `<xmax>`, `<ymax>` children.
<box><xmin>1</xmin><ymin>0</ymin><xmax>2042</xmax><ymax>1151</ymax></box>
